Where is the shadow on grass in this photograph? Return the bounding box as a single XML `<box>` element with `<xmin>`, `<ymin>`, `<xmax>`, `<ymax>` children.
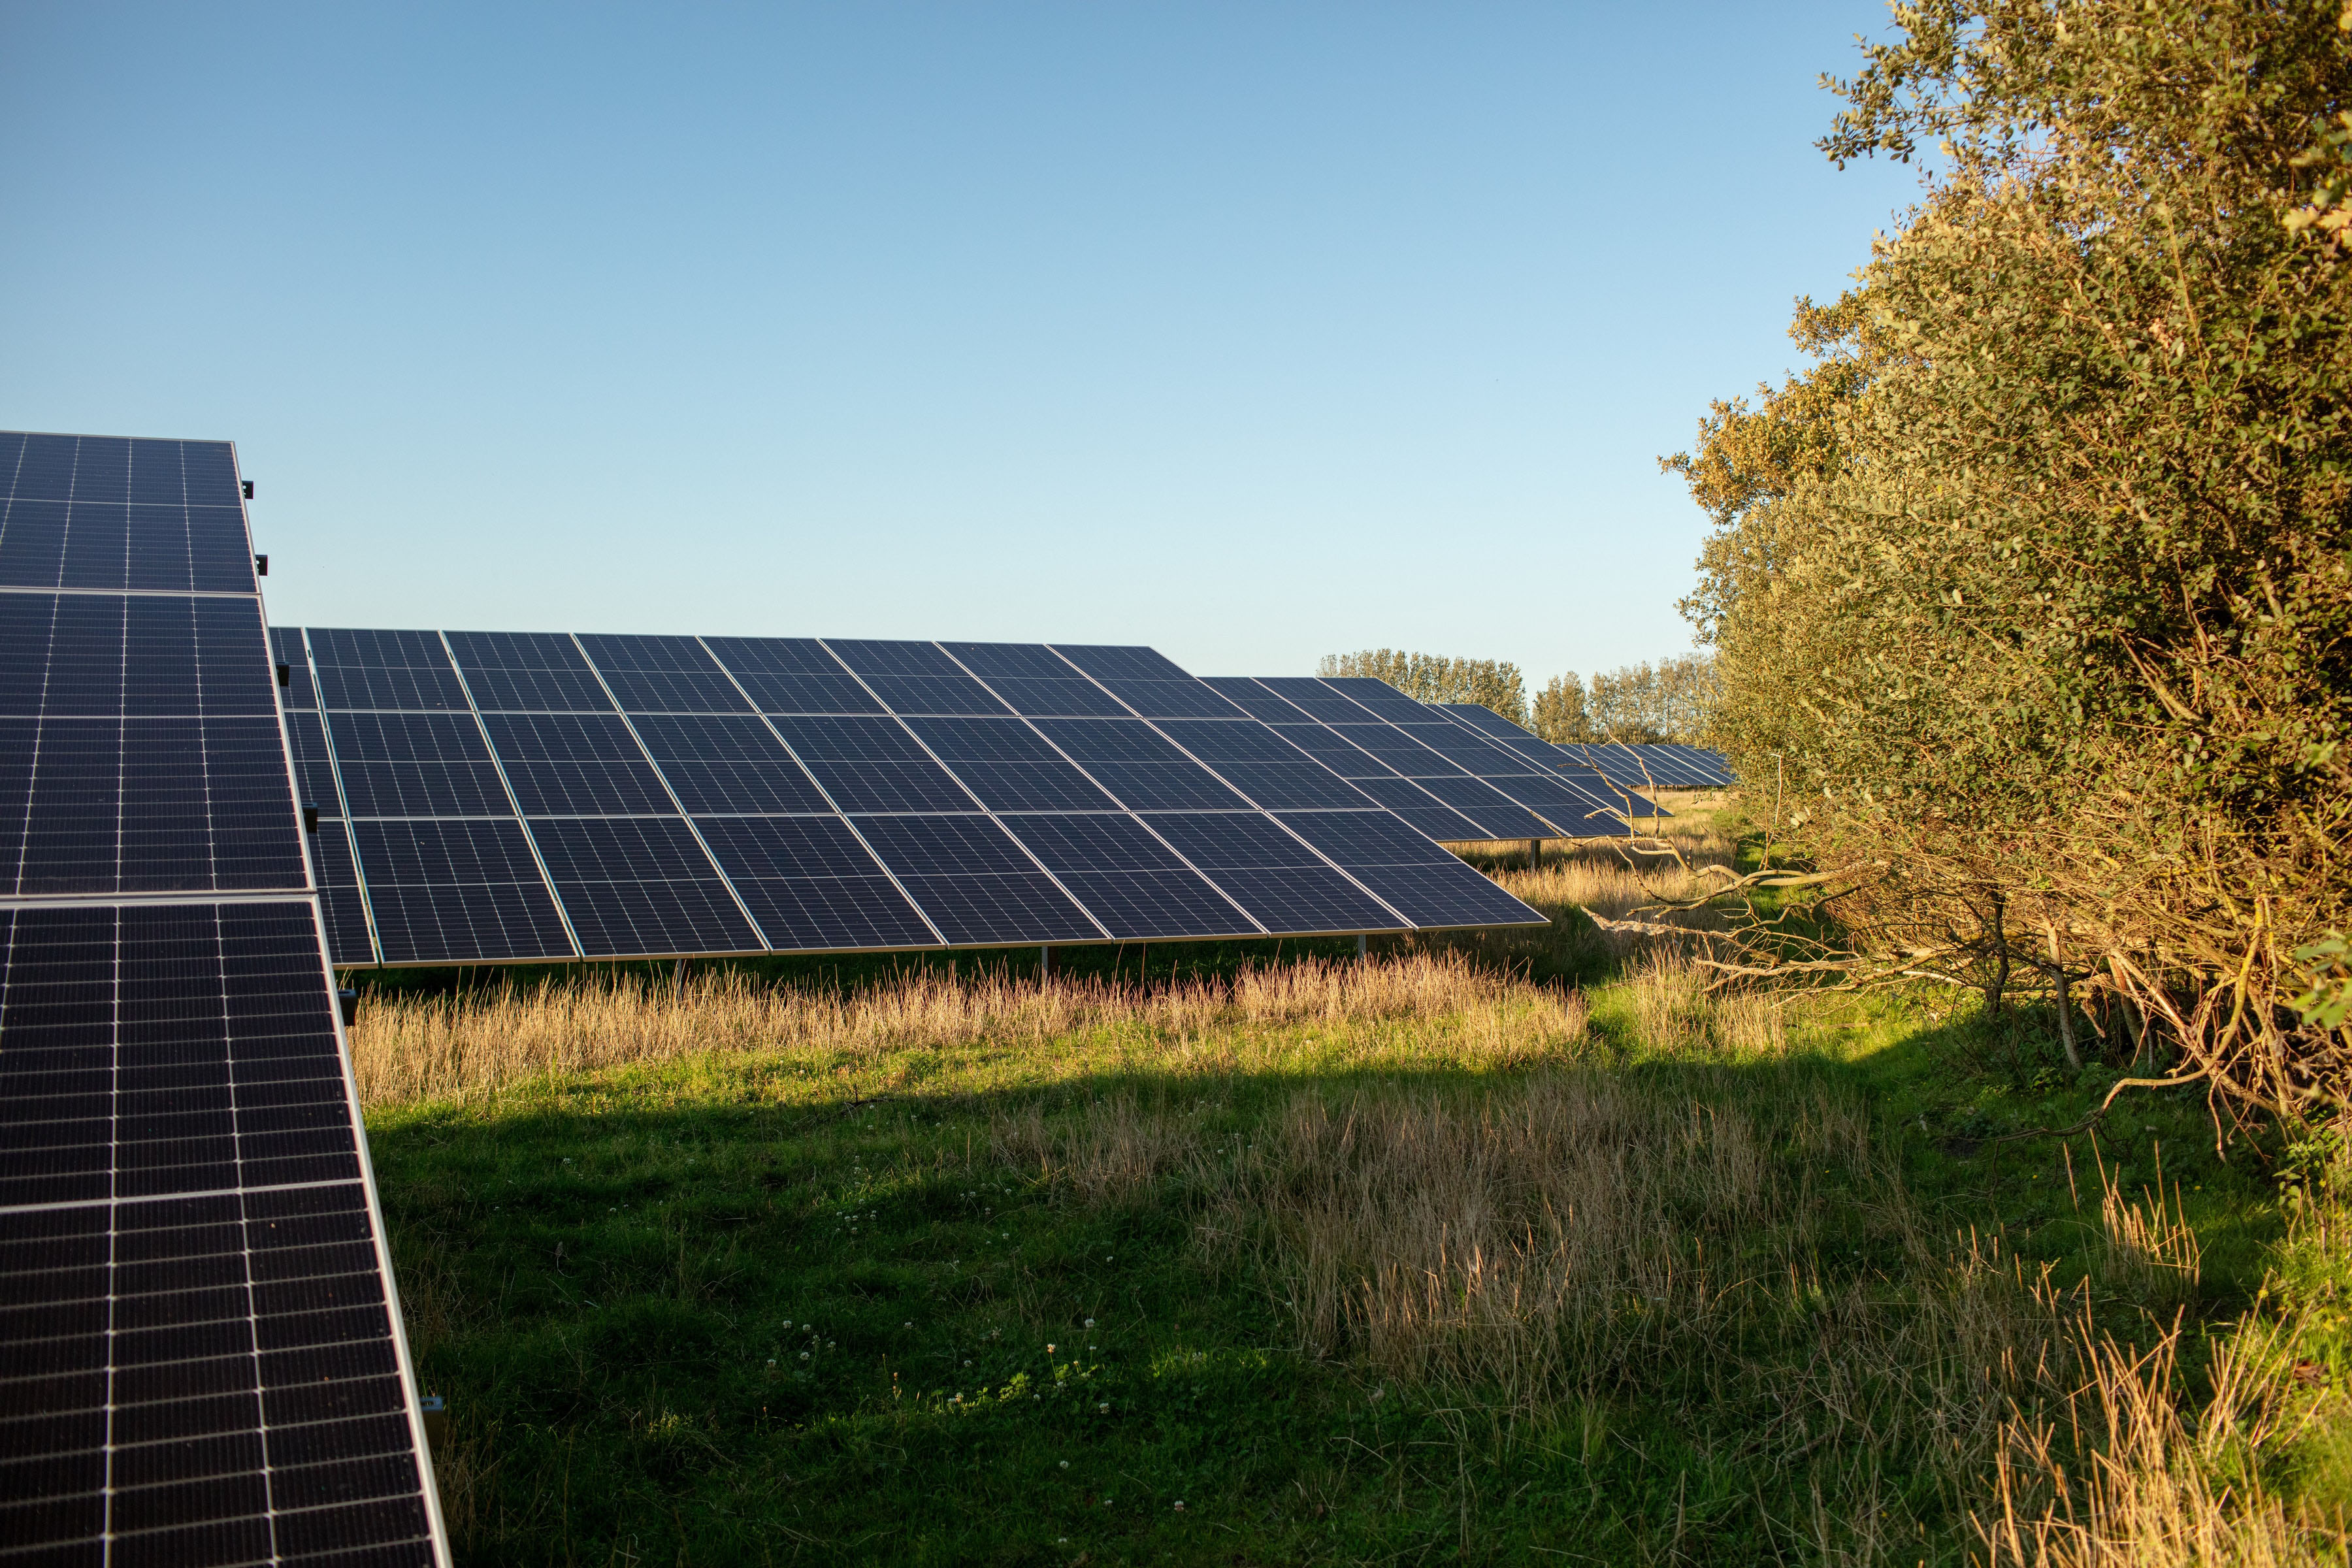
<box><xmin>372</xmin><ymin>972</ymin><xmax>2285</xmax><ymax>1567</ymax></box>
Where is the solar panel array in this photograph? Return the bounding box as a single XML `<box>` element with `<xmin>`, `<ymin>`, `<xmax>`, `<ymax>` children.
<box><xmin>1553</xmin><ymin>741</ymin><xmax>1735</xmax><ymax>790</ymax></box>
<box><xmin>1205</xmin><ymin>678</ymin><xmax>1647</xmax><ymax>843</ymax></box>
<box><xmin>1</xmin><ymin>433</ymin><xmax>450</xmax><ymax>1565</ymax></box>
<box><xmin>276</xmin><ymin>631</ymin><xmax>1545</xmax><ymax>967</ymax></box>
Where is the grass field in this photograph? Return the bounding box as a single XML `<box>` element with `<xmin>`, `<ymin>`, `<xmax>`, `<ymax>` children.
<box><xmin>351</xmin><ymin>815</ymin><xmax>2352</xmax><ymax>1565</ymax></box>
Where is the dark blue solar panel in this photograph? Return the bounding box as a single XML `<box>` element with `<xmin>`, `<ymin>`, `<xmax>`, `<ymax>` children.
<box><xmin>974</xmin><ymin>677</ymin><xmax>1130</xmax><ymax>717</ymax></box>
<box><xmin>628</xmin><ymin>714</ymin><xmax>833</xmax><ymax>814</ymax></box>
<box><xmin>271</xmin><ymin>627</ymin><xmax>316</xmax><ymax>710</ymax></box>
<box><xmin>764</xmin><ymin>717</ymin><xmax>977</xmax><ymax>813</ymax></box>
<box><xmin>1139</xmin><ymin>814</ymin><xmax>1403</xmax><ymax>933</ymax></box>
<box><xmin>1315</xmin><ymin>678</ymin><xmax>1431</xmax><ymax>722</ymax></box>
<box><xmin>1347</xmin><ymin>776</ymin><xmax>1488</xmax><ymax>831</ymax></box>
<box><xmin>525</xmin><ymin>817</ymin><xmax>760</xmax><ymax>957</ymax></box>
<box><xmin>822</xmin><ymin>638</ymin><xmax>966</xmax><ymax>678</ymax></box>
<box><xmin>1398</xmin><ymin>723</ymin><xmax>1533</xmax><ymax>774</ymax></box>
<box><xmin>850</xmin><ymin>815</ymin><xmax>1101</xmax><ymax>945</ymax></box>
<box><xmin>723</xmin><ymin>670</ymin><xmax>885</xmax><ymax>715</ymax></box>
<box><xmin>1198</xmin><ymin>762</ymin><xmax>1371</xmax><ymax>811</ymax></box>
<box><xmin>936</xmin><ymin>642</ymin><xmax>1080</xmax><ymax>681</ymax></box>
<box><xmin>445</xmin><ymin>630</ymin><xmax>613</xmax><ymax>713</ymax></box>
<box><xmin>1047</xmin><ymin>645</ymin><xmax>1192</xmax><ymax>682</ymax></box>
<box><xmin>1386</xmin><ymin>804</ymin><xmax>1495</xmax><ymax>841</ymax></box>
<box><xmin>323</xmin><ymin>711</ymin><xmax>509</xmax><ymax>819</ymax></box>
<box><xmin>1028</xmin><ymin>718</ymin><xmax>1188</xmax><ymax>764</ymax></box>
<box><xmin>1270</xmin><ymin>810</ymin><xmax>1545</xmax><ymax>938</ymax></box>
<box><xmin>1328</xmin><ymin>724</ymin><xmax>1464</xmax><ymax>776</ymax></box>
<box><xmin>478</xmin><ymin>712</ymin><xmax>672</xmax><ymax>816</ymax></box>
<box><xmin>1405</xmin><ymin>777</ymin><xmax>1558</xmax><ymax>840</ymax></box>
<box><xmin>0</xmin><ymin>595</ymin><xmax>302</xmax><ymax>896</ymax></box>
<box><xmin>0</xmin><ymin>435</ymin><xmax>253</xmax><ymax>593</ymax></box>
<box><xmin>1254</xmin><ymin>678</ymin><xmax>1374</xmax><ymax>723</ymax></box>
<box><xmin>1149</xmin><ymin>720</ymin><xmax>1303</xmax><ymax>764</ymax></box>
<box><xmin>861</xmin><ymin>674</ymin><xmax>1012</xmax><ymax>716</ymax></box>
<box><xmin>900</xmin><ymin>717</ymin><xmax>1122</xmax><ymax>810</ymax></box>
<box><xmin>1198</xmin><ymin>678</ymin><xmax>1311</xmax><ymax>723</ymax></box>
<box><xmin>934</xmin><ymin>761</ymin><xmax>1120</xmax><ymax>811</ymax></box>
<box><xmin>998</xmin><ymin>813</ymin><xmax>1258</xmax><ymax>939</ymax></box>
<box><xmin>693</xmin><ymin>815</ymin><xmax>939</xmax><ymax>950</ymax></box>
<box><xmin>307</xmin><ymin>629</ymin><xmax>468</xmax><ymax>712</ymax></box>
<box><xmin>1267</xmin><ymin>723</ymin><xmax>1395</xmax><ymax>778</ymax></box>
<box><xmin>1075</xmin><ymin>761</ymin><xmax>1251</xmax><ymax>811</ymax></box>
<box><xmin>575</xmin><ymin>634</ymin><xmax>751</xmax><ymax>713</ymax></box>
<box><xmin>1094</xmin><ymin>679</ymin><xmax>1246</xmax><ymax>719</ymax></box>
<box><xmin>901</xmin><ymin>717</ymin><xmax>1064</xmax><ymax>762</ymax></box>
<box><xmin>0</xmin><ymin>900</ymin><xmax>442</xmax><ymax>1566</ymax></box>
<box><xmin>700</xmin><ymin>635</ymin><xmax>847</xmax><ymax>675</ymax></box>
<box><xmin>351</xmin><ymin>819</ymin><xmax>574</xmax><ymax>964</ymax></box>
<box><xmin>307</xmin><ymin>819</ymin><xmax>378</xmax><ymax>966</ymax></box>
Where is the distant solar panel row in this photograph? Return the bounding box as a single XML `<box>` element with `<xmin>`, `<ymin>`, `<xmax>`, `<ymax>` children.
<box><xmin>1207</xmin><ymin>678</ymin><xmax>1649</xmax><ymax>843</ymax></box>
<box><xmin>1553</xmin><ymin>741</ymin><xmax>1735</xmax><ymax>790</ymax></box>
<box><xmin>276</xmin><ymin>630</ymin><xmax>1544</xmax><ymax>967</ymax></box>
<box><xmin>1</xmin><ymin>431</ymin><xmax>449</xmax><ymax>1566</ymax></box>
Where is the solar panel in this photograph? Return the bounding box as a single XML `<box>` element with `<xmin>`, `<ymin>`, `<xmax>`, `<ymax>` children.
<box><xmin>1218</xmin><ymin>678</ymin><xmax>1635</xmax><ymax>841</ymax></box>
<box><xmin>270</xmin><ymin>631</ymin><xmax>1550</xmax><ymax>962</ymax></box>
<box><xmin>0</xmin><ymin>431</ymin><xmax>449</xmax><ymax>1566</ymax></box>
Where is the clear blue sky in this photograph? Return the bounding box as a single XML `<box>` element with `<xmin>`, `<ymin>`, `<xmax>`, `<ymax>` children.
<box><xmin>2</xmin><ymin>3</ymin><xmax>1918</xmax><ymax>683</ymax></box>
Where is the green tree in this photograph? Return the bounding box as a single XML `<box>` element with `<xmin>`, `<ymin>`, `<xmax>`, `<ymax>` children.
<box><xmin>1665</xmin><ymin>0</ymin><xmax>2352</xmax><ymax>1115</ymax></box>
<box><xmin>1318</xmin><ymin>650</ymin><xmax>1527</xmax><ymax>725</ymax></box>
<box><xmin>1531</xmin><ymin>674</ymin><xmax>1591</xmax><ymax>742</ymax></box>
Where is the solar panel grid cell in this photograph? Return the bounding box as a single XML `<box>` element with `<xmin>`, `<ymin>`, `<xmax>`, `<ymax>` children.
<box><xmin>935</xmin><ymin>642</ymin><xmax>1079</xmax><ymax>681</ymax></box>
<box><xmin>1197</xmin><ymin>678</ymin><xmax>1310</xmax><ymax>724</ymax></box>
<box><xmin>308</xmin><ymin>629</ymin><xmax>469</xmax><ymax>713</ymax></box>
<box><xmin>851</xmin><ymin>814</ymin><xmax>1101</xmax><ymax>945</ymax></box>
<box><xmin>0</xmin><ymin>594</ymin><xmax>304</xmax><ymax>897</ymax></box>
<box><xmin>0</xmin><ymin>436</ymin><xmax>253</xmax><ymax>595</ymax></box>
<box><xmin>626</xmin><ymin>715</ymin><xmax>834</xmax><ymax>815</ymax></box>
<box><xmin>1093</xmin><ymin>679</ymin><xmax>1246</xmax><ymax>719</ymax></box>
<box><xmin>1139</xmin><ymin>813</ymin><xmax>1403</xmax><ymax>934</ymax></box>
<box><xmin>964</xmin><ymin>676</ymin><xmax>1129</xmax><ymax>717</ymax></box>
<box><xmin>691</xmin><ymin>815</ymin><xmax>939</xmax><ymax>951</ymax></box>
<box><xmin>860</xmin><ymin>674</ymin><xmax>1011</xmax><ymax>716</ymax></box>
<box><xmin>525</xmin><ymin>817</ymin><xmax>762</xmax><ymax>957</ymax></box>
<box><xmin>351</xmin><ymin>819</ymin><xmax>574</xmax><ymax>964</ymax></box>
<box><xmin>479</xmin><ymin>712</ymin><xmax>674</xmax><ymax>816</ymax></box>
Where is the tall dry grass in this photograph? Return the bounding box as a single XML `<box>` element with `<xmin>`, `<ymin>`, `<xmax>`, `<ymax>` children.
<box><xmin>347</xmin><ymin>951</ymin><xmax>1585</xmax><ymax>1107</ymax></box>
<box><xmin>998</xmin><ymin>1060</ymin><xmax>2340</xmax><ymax>1561</ymax></box>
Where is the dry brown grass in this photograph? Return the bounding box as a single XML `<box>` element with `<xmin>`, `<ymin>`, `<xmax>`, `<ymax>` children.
<box><xmin>995</xmin><ymin>1049</ymin><xmax>2340</xmax><ymax>1562</ymax></box>
<box><xmin>348</xmin><ymin>950</ymin><xmax>1588</xmax><ymax>1107</ymax></box>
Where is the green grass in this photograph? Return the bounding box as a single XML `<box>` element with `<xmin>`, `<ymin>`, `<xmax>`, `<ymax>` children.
<box><xmin>367</xmin><ymin>923</ymin><xmax>2322</xmax><ymax>1563</ymax></box>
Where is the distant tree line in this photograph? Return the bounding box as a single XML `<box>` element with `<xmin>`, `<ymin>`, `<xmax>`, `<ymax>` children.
<box><xmin>1317</xmin><ymin>648</ymin><xmax>1717</xmax><ymax>745</ymax></box>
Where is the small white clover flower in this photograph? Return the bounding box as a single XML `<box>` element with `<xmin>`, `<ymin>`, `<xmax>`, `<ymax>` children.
<box><xmin>1097</xmin><ymin>1402</ymin><xmax>1109</xmax><ymax>1413</ymax></box>
<box><xmin>1058</xmin><ymin>1460</ymin><xmax>1069</xmax><ymax>1469</ymax></box>
<box><xmin>798</xmin><ymin>1352</ymin><xmax>809</xmax><ymax>1360</ymax></box>
<box><xmin>1083</xmin><ymin>1318</ymin><xmax>1095</xmax><ymax>1329</ymax></box>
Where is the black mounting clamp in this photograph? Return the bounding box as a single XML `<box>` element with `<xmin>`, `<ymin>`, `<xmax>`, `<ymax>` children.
<box><xmin>302</xmin><ymin>804</ymin><xmax>320</xmax><ymax>834</ymax></box>
<box><xmin>254</xmin><ymin>554</ymin><xmax>269</xmax><ymax>576</ymax></box>
<box><xmin>242</xmin><ymin>480</ymin><xmax>255</xmax><ymax>500</ymax></box>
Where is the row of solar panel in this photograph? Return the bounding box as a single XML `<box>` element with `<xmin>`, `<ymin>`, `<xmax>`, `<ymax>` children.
<box><xmin>1554</xmin><ymin>741</ymin><xmax>1735</xmax><ymax>789</ymax></box>
<box><xmin>1</xmin><ymin>433</ymin><xmax>448</xmax><ymax>1567</ymax></box>
<box><xmin>273</xmin><ymin>629</ymin><xmax>1545</xmax><ymax>966</ymax></box>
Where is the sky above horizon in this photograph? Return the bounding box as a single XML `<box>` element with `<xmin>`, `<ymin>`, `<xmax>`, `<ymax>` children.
<box><xmin>1</xmin><ymin>3</ymin><xmax>1919</xmax><ymax>683</ymax></box>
